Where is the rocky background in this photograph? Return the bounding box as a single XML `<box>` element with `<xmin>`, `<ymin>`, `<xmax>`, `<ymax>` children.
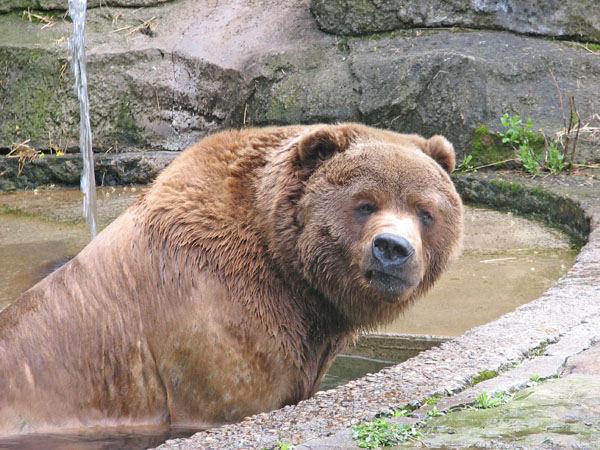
<box><xmin>0</xmin><ymin>0</ymin><xmax>599</xmax><ymax>169</ymax></box>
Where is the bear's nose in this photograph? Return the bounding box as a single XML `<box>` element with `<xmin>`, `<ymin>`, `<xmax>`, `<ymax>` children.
<box><xmin>372</xmin><ymin>233</ymin><xmax>415</xmax><ymax>267</ymax></box>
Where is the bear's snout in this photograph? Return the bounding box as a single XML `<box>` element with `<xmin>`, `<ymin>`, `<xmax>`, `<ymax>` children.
<box><xmin>372</xmin><ymin>233</ymin><xmax>415</xmax><ymax>267</ymax></box>
<box><xmin>361</xmin><ymin>229</ymin><xmax>421</xmax><ymax>301</ymax></box>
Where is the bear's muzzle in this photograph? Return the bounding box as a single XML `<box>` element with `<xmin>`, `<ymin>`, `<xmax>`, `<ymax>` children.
<box><xmin>363</xmin><ymin>232</ymin><xmax>420</xmax><ymax>301</ymax></box>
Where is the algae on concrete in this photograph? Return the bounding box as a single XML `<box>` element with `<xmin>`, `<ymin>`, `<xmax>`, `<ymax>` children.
<box><xmin>454</xmin><ymin>175</ymin><xmax>590</xmax><ymax>246</ymax></box>
<box><xmin>470</xmin><ymin>125</ymin><xmax>513</xmax><ymax>167</ymax></box>
<box><xmin>407</xmin><ymin>376</ymin><xmax>600</xmax><ymax>449</ymax></box>
<box><xmin>0</xmin><ymin>44</ymin><xmax>76</xmax><ymax>151</ymax></box>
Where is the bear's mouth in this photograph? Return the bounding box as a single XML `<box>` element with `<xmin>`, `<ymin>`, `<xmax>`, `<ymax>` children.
<box><xmin>364</xmin><ymin>269</ymin><xmax>414</xmax><ymax>301</ymax></box>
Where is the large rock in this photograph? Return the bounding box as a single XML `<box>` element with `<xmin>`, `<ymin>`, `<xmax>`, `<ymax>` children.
<box><xmin>250</xmin><ymin>31</ymin><xmax>600</xmax><ymax>163</ymax></box>
<box><xmin>347</xmin><ymin>31</ymin><xmax>600</xmax><ymax>161</ymax></box>
<box><xmin>0</xmin><ymin>0</ymin><xmax>324</xmax><ymax>153</ymax></box>
<box><xmin>310</xmin><ymin>0</ymin><xmax>600</xmax><ymax>43</ymax></box>
<box><xmin>0</xmin><ymin>0</ymin><xmax>599</xmax><ymax>182</ymax></box>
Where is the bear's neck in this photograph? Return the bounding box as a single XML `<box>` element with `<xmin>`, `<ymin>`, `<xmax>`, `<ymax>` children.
<box><xmin>139</xmin><ymin>143</ymin><xmax>353</xmax><ymax>395</ymax></box>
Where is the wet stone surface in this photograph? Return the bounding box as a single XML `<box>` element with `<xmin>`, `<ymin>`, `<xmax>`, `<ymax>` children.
<box><xmin>402</xmin><ymin>374</ymin><xmax>600</xmax><ymax>449</ymax></box>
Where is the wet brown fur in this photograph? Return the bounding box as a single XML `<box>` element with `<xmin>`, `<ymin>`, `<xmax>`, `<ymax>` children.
<box><xmin>0</xmin><ymin>124</ymin><xmax>462</xmax><ymax>436</ymax></box>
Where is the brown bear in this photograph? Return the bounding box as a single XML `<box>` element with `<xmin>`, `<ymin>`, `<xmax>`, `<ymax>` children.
<box><xmin>0</xmin><ymin>123</ymin><xmax>462</xmax><ymax>436</ymax></box>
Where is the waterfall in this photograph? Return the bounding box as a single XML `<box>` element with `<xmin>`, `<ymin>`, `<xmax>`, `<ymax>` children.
<box><xmin>68</xmin><ymin>0</ymin><xmax>98</xmax><ymax>238</ymax></box>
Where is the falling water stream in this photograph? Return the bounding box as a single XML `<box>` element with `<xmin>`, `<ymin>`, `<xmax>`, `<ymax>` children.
<box><xmin>68</xmin><ymin>0</ymin><xmax>98</xmax><ymax>238</ymax></box>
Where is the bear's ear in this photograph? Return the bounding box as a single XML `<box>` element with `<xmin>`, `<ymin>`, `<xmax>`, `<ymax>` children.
<box><xmin>422</xmin><ymin>135</ymin><xmax>455</xmax><ymax>174</ymax></box>
<box><xmin>294</xmin><ymin>125</ymin><xmax>353</xmax><ymax>174</ymax></box>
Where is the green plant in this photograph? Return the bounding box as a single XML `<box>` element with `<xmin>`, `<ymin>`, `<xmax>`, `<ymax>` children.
<box><xmin>336</xmin><ymin>36</ymin><xmax>350</xmax><ymax>52</ymax></box>
<box><xmin>426</xmin><ymin>406</ymin><xmax>445</xmax><ymax>417</ymax></box>
<box><xmin>546</xmin><ymin>141</ymin><xmax>565</xmax><ymax>174</ymax></box>
<box><xmin>520</xmin><ymin>145</ymin><xmax>541</xmax><ymax>176</ymax></box>
<box><xmin>473</xmin><ymin>391</ymin><xmax>510</xmax><ymax>409</ymax></box>
<box><xmin>351</xmin><ymin>418</ymin><xmax>421</xmax><ymax>449</ymax></box>
<box><xmin>472</xmin><ymin>370</ymin><xmax>497</xmax><ymax>385</ymax></box>
<box><xmin>423</xmin><ymin>395</ymin><xmax>441</xmax><ymax>406</ymax></box>
<box><xmin>277</xmin><ymin>440</ymin><xmax>294</xmax><ymax>450</ymax></box>
<box><xmin>499</xmin><ymin>114</ymin><xmax>542</xmax><ymax>175</ymax></box>
<box><xmin>499</xmin><ymin>113</ymin><xmax>533</xmax><ymax>148</ymax></box>
<box><xmin>528</xmin><ymin>341</ymin><xmax>548</xmax><ymax>358</ymax></box>
<box><xmin>530</xmin><ymin>374</ymin><xmax>540</xmax><ymax>383</ymax></box>
<box><xmin>376</xmin><ymin>406</ymin><xmax>411</xmax><ymax>418</ymax></box>
<box><xmin>457</xmin><ymin>154</ymin><xmax>476</xmax><ymax>172</ymax></box>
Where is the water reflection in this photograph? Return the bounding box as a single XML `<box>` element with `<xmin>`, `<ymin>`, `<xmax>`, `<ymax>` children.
<box><xmin>0</xmin><ymin>427</ymin><xmax>199</xmax><ymax>450</ymax></box>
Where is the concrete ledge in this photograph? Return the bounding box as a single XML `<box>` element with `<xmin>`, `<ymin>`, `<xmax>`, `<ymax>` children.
<box><xmin>154</xmin><ymin>172</ymin><xmax>600</xmax><ymax>450</ymax></box>
<box><xmin>0</xmin><ymin>152</ymin><xmax>180</xmax><ymax>191</ymax></box>
<box><xmin>342</xmin><ymin>334</ymin><xmax>449</xmax><ymax>362</ymax></box>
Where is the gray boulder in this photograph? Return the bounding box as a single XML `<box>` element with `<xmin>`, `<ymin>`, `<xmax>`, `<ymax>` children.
<box><xmin>347</xmin><ymin>31</ymin><xmax>600</xmax><ymax>161</ymax></box>
<box><xmin>0</xmin><ymin>0</ymin><xmax>599</xmax><ymax>190</ymax></box>
<box><xmin>250</xmin><ymin>30</ymin><xmax>600</xmax><ymax>163</ymax></box>
<box><xmin>310</xmin><ymin>0</ymin><xmax>600</xmax><ymax>43</ymax></box>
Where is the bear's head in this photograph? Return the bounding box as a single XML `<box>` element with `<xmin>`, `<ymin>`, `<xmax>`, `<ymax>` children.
<box><xmin>260</xmin><ymin>124</ymin><xmax>463</xmax><ymax>329</ymax></box>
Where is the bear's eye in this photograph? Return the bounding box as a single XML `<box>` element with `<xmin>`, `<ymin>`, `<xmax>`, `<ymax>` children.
<box><xmin>418</xmin><ymin>208</ymin><xmax>434</xmax><ymax>225</ymax></box>
<box><xmin>355</xmin><ymin>202</ymin><xmax>378</xmax><ymax>217</ymax></box>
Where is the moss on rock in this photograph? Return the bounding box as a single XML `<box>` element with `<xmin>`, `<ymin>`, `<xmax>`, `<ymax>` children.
<box><xmin>470</xmin><ymin>124</ymin><xmax>549</xmax><ymax>169</ymax></box>
<box><xmin>471</xmin><ymin>125</ymin><xmax>513</xmax><ymax>167</ymax></box>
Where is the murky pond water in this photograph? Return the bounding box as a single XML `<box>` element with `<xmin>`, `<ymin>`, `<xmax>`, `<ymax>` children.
<box><xmin>0</xmin><ymin>188</ymin><xmax>578</xmax><ymax>449</ymax></box>
<box><xmin>0</xmin><ymin>427</ymin><xmax>184</xmax><ymax>450</ymax></box>
<box><xmin>0</xmin><ymin>187</ymin><xmax>141</xmax><ymax>308</ymax></box>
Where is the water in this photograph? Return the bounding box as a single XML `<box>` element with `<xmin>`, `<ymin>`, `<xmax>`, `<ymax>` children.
<box><xmin>0</xmin><ymin>427</ymin><xmax>199</xmax><ymax>450</ymax></box>
<box><xmin>0</xmin><ymin>187</ymin><xmax>140</xmax><ymax>307</ymax></box>
<box><xmin>320</xmin><ymin>355</ymin><xmax>395</xmax><ymax>391</ymax></box>
<box><xmin>69</xmin><ymin>0</ymin><xmax>98</xmax><ymax>238</ymax></box>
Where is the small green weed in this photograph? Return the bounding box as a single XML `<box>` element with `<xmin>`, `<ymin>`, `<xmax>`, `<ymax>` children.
<box><xmin>499</xmin><ymin>113</ymin><xmax>543</xmax><ymax>175</ymax></box>
<box><xmin>546</xmin><ymin>141</ymin><xmax>565</xmax><ymax>174</ymax></box>
<box><xmin>336</xmin><ymin>36</ymin><xmax>350</xmax><ymax>52</ymax></box>
<box><xmin>520</xmin><ymin>146</ymin><xmax>541</xmax><ymax>175</ymax></box>
<box><xmin>426</xmin><ymin>406</ymin><xmax>445</xmax><ymax>417</ymax></box>
<box><xmin>423</xmin><ymin>395</ymin><xmax>442</xmax><ymax>406</ymax></box>
<box><xmin>527</xmin><ymin>341</ymin><xmax>548</xmax><ymax>358</ymax></box>
<box><xmin>376</xmin><ymin>406</ymin><xmax>411</xmax><ymax>418</ymax></box>
<box><xmin>473</xmin><ymin>391</ymin><xmax>511</xmax><ymax>409</ymax></box>
<box><xmin>351</xmin><ymin>418</ymin><xmax>421</xmax><ymax>449</ymax></box>
<box><xmin>277</xmin><ymin>440</ymin><xmax>294</xmax><ymax>450</ymax></box>
<box><xmin>472</xmin><ymin>370</ymin><xmax>497</xmax><ymax>385</ymax></box>
<box><xmin>499</xmin><ymin>113</ymin><xmax>534</xmax><ymax>148</ymax></box>
<box><xmin>527</xmin><ymin>374</ymin><xmax>541</xmax><ymax>387</ymax></box>
<box><xmin>457</xmin><ymin>154</ymin><xmax>476</xmax><ymax>172</ymax></box>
